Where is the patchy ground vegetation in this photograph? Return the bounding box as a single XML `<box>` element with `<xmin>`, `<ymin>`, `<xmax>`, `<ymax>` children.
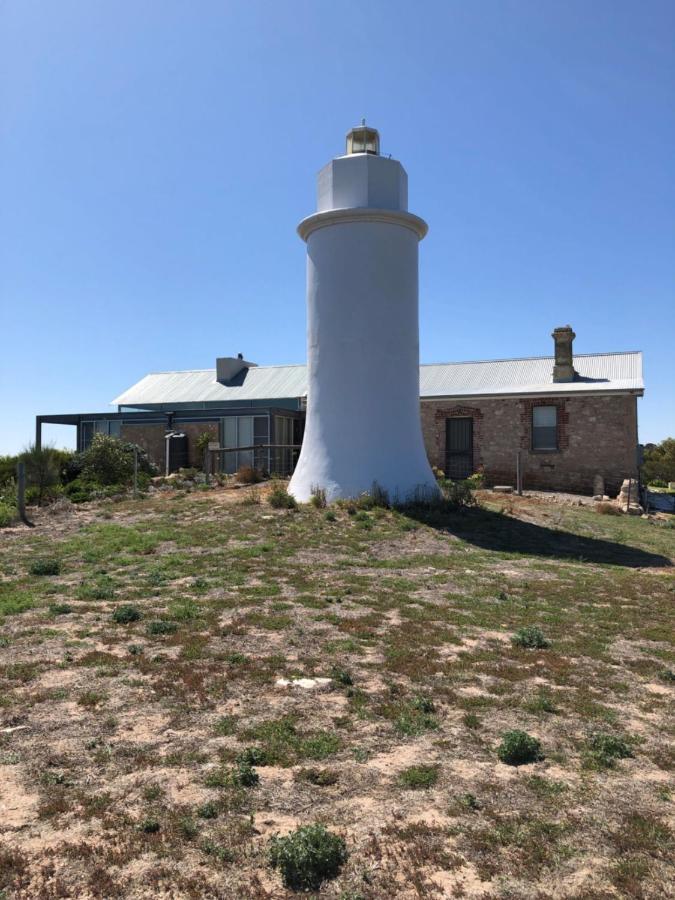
<box><xmin>0</xmin><ymin>485</ymin><xmax>673</xmax><ymax>898</ymax></box>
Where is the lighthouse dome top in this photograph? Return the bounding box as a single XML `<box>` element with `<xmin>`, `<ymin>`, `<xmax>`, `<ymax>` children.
<box><xmin>346</xmin><ymin>122</ymin><xmax>380</xmax><ymax>156</ymax></box>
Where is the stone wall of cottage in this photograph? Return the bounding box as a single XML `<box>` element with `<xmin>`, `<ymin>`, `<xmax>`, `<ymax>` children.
<box><xmin>420</xmin><ymin>394</ymin><xmax>639</xmax><ymax>496</ymax></box>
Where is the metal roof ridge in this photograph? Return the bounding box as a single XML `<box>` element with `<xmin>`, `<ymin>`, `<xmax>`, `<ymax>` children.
<box><xmin>420</xmin><ymin>350</ymin><xmax>642</xmax><ymax>367</ymax></box>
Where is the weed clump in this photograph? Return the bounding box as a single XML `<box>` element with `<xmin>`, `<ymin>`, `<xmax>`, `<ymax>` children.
<box><xmin>584</xmin><ymin>732</ymin><xmax>634</xmax><ymax>769</ymax></box>
<box><xmin>49</xmin><ymin>602</ymin><xmax>73</xmax><ymax>615</ymax></box>
<box><xmin>269</xmin><ymin>824</ymin><xmax>347</xmax><ymax>891</ymax></box>
<box><xmin>236</xmin><ymin>746</ymin><xmax>269</xmax><ymax>767</ymax></box>
<box><xmin>29</xmin><ymin>558</ymin><xmax>61</xmax><ymax>576</ymax></box>
<box><xmin>268</xmin><ymin>483</ymin><xmax>297</xmax><ymax>509</ymax></box>
<box><xmin>205</xmin><ymin>761</ymin><xmax>259</xmax><ymax>788</ymax></box>
<box><xmin>310</xmin><ymin>486</ymin><xmax>327</xmax><ymax>508</ymax></box>
<box><xmin>398</xmin><ymin>764</ymin><xmax>439</xmax><ymax>789</ymax></box>
<box><xmin>294</xmin><ymin>767</ymin><xmax>339</xmax><ymax>786</ymax></box>
<box><xmin>393</xmin><ymin>696</ymin><xmax>438</xmax><ymax>737</ymax></box>
<box><xmin>511</xmin><ymin>625</ymin><xmax>551</xmax><ymax>650</ymax></box>
<box><xmin>324</xmin><ymin>509</ymin><xmax>336</xmax><ymax>522</ymax></box>
<box><xmin>497</xmin><ymin>730</ymin><xmax>544</xmax><ymax>766</ymax></box>
<box><xmin>146</xmin><ymin>620</ymin><xmax>177</xmax><ymax>636</ymax></box>
<box><xmin>112</xmin><ymin>604</ymin><xmax>141</xmax><ymax>625</ymax></box>
<box><xmin>330</xmin><ymin>664</ymin><xmax>353</xmax><ymax>687</ymax></box>
<box><xmin>236</xmin><ymin>465</ymin><xmax>263</xmax><ymax>485</ymax></box>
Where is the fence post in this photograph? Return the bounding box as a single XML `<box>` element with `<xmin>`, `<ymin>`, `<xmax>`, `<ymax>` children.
<box><xmin>17</xmin><ymin>462</ymin><xmax>35</xmax><ymax>528</ymax></box>
<box><xmin>133</xmin><ymin>447</ymin><xmax>138</xmax><ymax>499</ymax></box>
<box><xmin>516</xmin><ymin>450</ymin><xmax>523</xmax><ymax>496</ymax></box>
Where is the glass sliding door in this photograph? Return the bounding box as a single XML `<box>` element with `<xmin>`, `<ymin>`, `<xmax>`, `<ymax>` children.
<box><xmin>220</xmin><ymin>415</ymin><xmax>269</xmax><ymax>474</ymax></box>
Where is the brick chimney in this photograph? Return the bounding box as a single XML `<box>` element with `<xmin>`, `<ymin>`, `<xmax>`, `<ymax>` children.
<box><xmin>552</xmin><ymin>326</ymin><xmax>577</xmax><ymax>383</ymax></box>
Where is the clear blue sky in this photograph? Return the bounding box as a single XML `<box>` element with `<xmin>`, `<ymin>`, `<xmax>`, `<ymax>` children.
<box><xmin>1</xmin><ymin>0</ymin><xmax>673</xmax><ymax>454</ymax></box>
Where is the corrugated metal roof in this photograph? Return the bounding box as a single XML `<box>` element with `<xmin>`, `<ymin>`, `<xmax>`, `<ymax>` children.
<box><xmin>111</xmin><ymin>352</ymin><xmax>643</xmax><ymax>407</ymax></box>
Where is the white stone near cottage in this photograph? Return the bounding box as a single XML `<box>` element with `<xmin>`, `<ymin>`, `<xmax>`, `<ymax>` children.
<box><xmin>288</xmin><ymin>124</ymin><xmax>439</xmax><ymax>504</ymax></box>
<box><xmin>275</xmin><ymin>677</ymin><xmax>332</xmax><ymax>691</ymax></box>
<box><xmin>617</xmin><ymin>478</ymin><xmax>643</xmax><ymax>515</ymax></box>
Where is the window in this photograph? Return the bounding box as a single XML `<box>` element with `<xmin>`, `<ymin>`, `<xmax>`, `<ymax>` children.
<box><xmin>220</xmin><ymin>415</ymin><xmax>269</xmax><ymax>474</ymax></box>
<box><xmin>532</xmin><ymin>406</ymin><xmax>557</xmax><ymax>450</ymax></box>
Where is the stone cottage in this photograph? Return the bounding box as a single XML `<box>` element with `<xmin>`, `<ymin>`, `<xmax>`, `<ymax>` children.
<box><xmin>36</xmin><ymin>326</ymin><xmax>643</xmax><ymax>496</ymax></box>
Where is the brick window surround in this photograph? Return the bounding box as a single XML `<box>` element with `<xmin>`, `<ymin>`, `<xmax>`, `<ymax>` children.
<box><xmin>519</xmin><ymin>398</ymin><xmax>569</xmax><ymax>452</ymax></box>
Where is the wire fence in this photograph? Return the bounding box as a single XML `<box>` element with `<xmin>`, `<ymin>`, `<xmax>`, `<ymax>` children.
<box><xmin>208</xmin><ymin>444</ymin><xmax>302</xmax><ymax>479</ymax></box>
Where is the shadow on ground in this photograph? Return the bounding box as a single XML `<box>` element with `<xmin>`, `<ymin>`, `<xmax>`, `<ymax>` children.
<box><xmin>403</xmin><ymin>505</ymin><xmax>672</xmax><ymax>569</ymax></box>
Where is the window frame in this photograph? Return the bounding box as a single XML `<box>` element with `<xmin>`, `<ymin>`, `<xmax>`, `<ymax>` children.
<box><xmin>531</xmin><ymin>405</ymin><xmax>558</xmax><ymax>451</ymax></box>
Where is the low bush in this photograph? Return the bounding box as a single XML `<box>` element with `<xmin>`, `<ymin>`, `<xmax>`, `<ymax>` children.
<box><xmin>146</xmin><ymin>620</ymin><xmax>177</xmax><ymax>636</ymax></box>
<box><xmin>269</xmin><ymin>824</ymin><xmax>347</xmax><ymax>891</ymax></box>
<box><xmin>29</xmin><ymin>558</ymin><xmax>61</xmax><ymax>576</ymax></box>
<box><xmin>0</xmin><ymin>502</ymin><xmax>15</xmax><ymax>527</ymax></box>
<box><xmin>112</xmin><ymin>604</ymin><xmax>141</xmax><ymax>624</ymax></box>
<box><xmin>511</xmin><ymin>625</ymin><xmax>551</xmax><ymax>650</ymax></box>
<box><xmin>236</xmin><ymin>747</ymin><xmax>270</xmax><ymax>767</ymax></box>
<box><xmin>77</xmin><ymin>575</ymin><xmax>115</xmax><ymax>601</ymax></box>
<box><xmin>268</xmin><ymin>483</ymin><xmax>297</xmax><ymax>509</ymax></box>
<box><xmin>294</xmin><ymin>767</ymin><xmax>339</xmax><ymax>786</ymax></box>
<box><xmin>497</xmin><ymin>730</ymin><xmax>544</xmax><ymax>766</ymax></box>
<box><xmin>324</xmin><ymin>509</ymin><xmax>336</xmax><ymax>522</ymax></box>
<box><xmin>464</xmin><ymin>472</ymin><xmax>485</xmax><ymax>490</ymax></box>
<box><xmin>236</xmin><ymin>465</ymin><xmax>263</xmax><ymax>485</ymax></box>
<box><xmin>330</xmin><ymin>664</ymin><xmax>353</xmax><ymax>687</ymax></box>
<box><xmin>398</xmin><ymin>764</ymin><xmax>439</xmax><ymax>789</ymax></box>
<box><xmin>584</xmin><ymin>732</ymin><xmax>634</xmax><ymax>769</ymax></box>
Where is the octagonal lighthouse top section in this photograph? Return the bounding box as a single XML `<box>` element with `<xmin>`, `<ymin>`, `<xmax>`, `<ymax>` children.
<box><xmin>299</xmin><ymin>123</ymin><xmax>428</xmax><ymax>241</ymax></box>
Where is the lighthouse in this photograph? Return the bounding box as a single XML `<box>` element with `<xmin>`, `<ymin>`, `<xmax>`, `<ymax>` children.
<box><xmin>288</xmin><ymin>124</ymin><xmax>440</xmax><ymax>503</ymax></box>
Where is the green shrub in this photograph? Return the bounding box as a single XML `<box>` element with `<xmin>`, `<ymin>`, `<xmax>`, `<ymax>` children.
<box><xmin>393</xmin><ymin>696</ymin><xmax>438</xmax><ymax>736</ymax></box>
<box><xmin>324</xmin><ymin>509</ymin><xmax>336</xmax><ymax>522</ymax></box>
<box><xmin>20</xmin><ymin>444</ymin><xmax>68</xmax><ymax>505</ymax></box>
<box><xmin>29</xmin><ymin>558</ymin><xmax>61</xmax><ymax>576</ymax></box>
<box><xmin>77</xmin><ymin>575</ymin><xmax>115</xmax><ymax>600</ymax></box>
<box><xmin>139</xmin><ymin>818</ymin><xmax>160</xmax><ymax>834</ymax></box>
<box><xmin>236</xmin><ymin>746</ymin><xmax>270</xmax><ymax>766</ymax></box>
<box><xmin>0</xmin><ymin>502</ymin><xmax>16</xmax><ymax>527</ymax></box>
<box><xmin>511</xmin><ymin>625</ymin><xmax>551</xmax><ymax>650</ymax></box>
<box><xmin>214</xmin><ymin>715</ymin><xmax>238</xmax><ymax>736</ymax></box>
<box><xmin>330</xmin><ymin>664</ymin><xmax>353</xmax><ymax>687</ymax></box>
<box><xmin>112</xmin><ymin>604</ymin><xmax>141</xmax><ymax>624</ymax></box>
<box><xmin>497</xmin><ymin>730</ymin><xmax>544</xmax><ymax>766</ymax></box>
<box><xmin>49</xmin><ymin>603</ymin><xmax>73</xmax><ymax>615</ymax></box>
<box><xmin>269</xmin><ymin>824</ymin><xmax>347</xmax><ymax>891</ymax></box>
<box><xmin>268</xmin><ymin>483</ymin><xmax>297</xmax><ymax>509</ymax></box>
<box><xmin>648</xmin><ymin>478</ymin><xmax>667</xmax><ymax>488</ymax></box>
<box><xmin>205</xmin><ymin>761</ymin><xmax>259</xmax><ymax>788</ymax></box>
<box><xmin>197</xmin><ymin>800</ymin><xmax>219</xmax><ymax>819</ymax></box>
<box><xmin>398</xmin><ymin>764</ymin><xmax>439</xmax><ymax>789</ymax></box>
<box><xmin>146</xmin><ymin>620</ymin><xmax>177</xmax><ymax>636</ymax></box>
<box><xmin>584</xmin><ymin>732</ymin><xmax>634</xmax><ymax>769</ymax></box>
<box><xmin>78</xmin><ymin>434</ymin><xmax>157</xmax><ymax>486</ymax></box>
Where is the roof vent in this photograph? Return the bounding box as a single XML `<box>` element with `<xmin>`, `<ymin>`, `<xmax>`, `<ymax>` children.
<box><xmin>216</xmin><ymin>355</ymin><xmax>257</xmax><ymax>383</ymax></box>
<box><xmin>552</xmin><ymin>326</ymin><xmax>577</xmax><ymax>383</ymax></box>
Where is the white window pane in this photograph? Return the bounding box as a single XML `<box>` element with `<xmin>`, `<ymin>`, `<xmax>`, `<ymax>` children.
<box><xmin>533</xmin><ymin>406</ymin><xmax>556</xmax><ymax>427</ymax></box>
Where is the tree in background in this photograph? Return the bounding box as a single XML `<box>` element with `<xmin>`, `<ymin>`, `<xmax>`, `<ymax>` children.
<box><xmin>21</xmin><ymin>444</ymin><xmax>69</xmax><ymax>506</ymax></box>
<box><xmin>641</xmin><ymin>438</ymin><xmax>675</xmax><ymax>486</ymax></box>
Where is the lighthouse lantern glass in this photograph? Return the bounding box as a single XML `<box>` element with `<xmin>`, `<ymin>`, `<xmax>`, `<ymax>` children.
<box><xmin>347</xmin><ymin>127</ymin><xmax>379</xmax><ymax>156</ymax></box>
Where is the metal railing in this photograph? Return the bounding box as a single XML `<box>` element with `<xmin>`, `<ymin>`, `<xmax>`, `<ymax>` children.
<box><xmin>206</xmin><ymin>444</ymin><xmax>302</xmax><ymax>479</ymax></box>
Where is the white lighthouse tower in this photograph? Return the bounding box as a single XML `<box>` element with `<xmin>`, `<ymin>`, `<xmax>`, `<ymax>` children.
<box><xmin>288</xmin><ymin>124</ymin><xmax>439</xmax><ymax>503</ymax></box>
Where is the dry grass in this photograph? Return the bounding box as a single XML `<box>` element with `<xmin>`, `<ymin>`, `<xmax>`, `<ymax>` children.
<box><xmin>0</xmin><ymin>486</ymin><xmax>673</xmax><ymax>898</ymax></box>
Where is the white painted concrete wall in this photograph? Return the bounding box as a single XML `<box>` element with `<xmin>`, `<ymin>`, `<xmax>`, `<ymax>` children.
<box><xmin>289</xmin><ymin>143</ymin><xmax>440</xmax><ymax>503</ymax></box>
